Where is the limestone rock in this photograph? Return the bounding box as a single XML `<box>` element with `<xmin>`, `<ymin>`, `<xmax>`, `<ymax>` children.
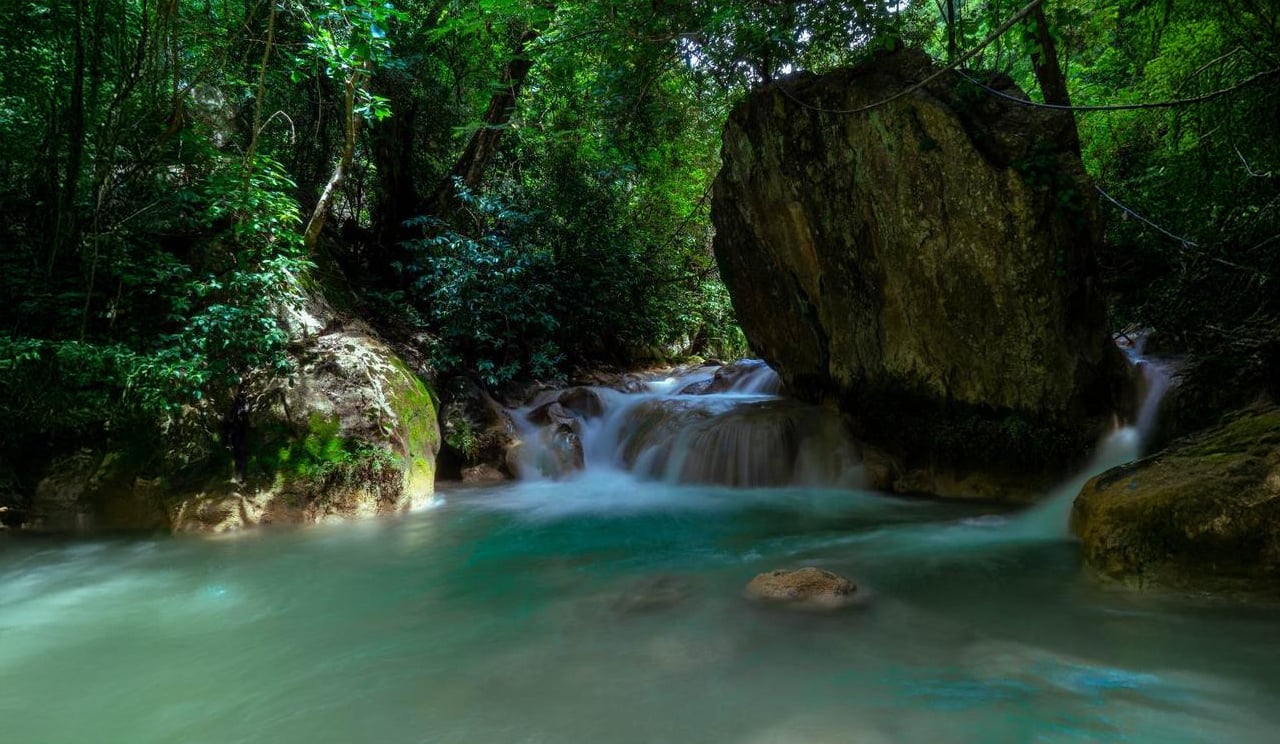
<box><xmin>683</xmin><ymin>359</ymin><xmax>783</xmax><ymax>396</ymax></box>
<box><xmin>744</xmin><ymin>567</ymin><xmax>859</xmax><ymax>609</ymax></box>
<box><xmin>171</xmin><ymin>301</ymin><xmax>441</xmax><ymax>532</ymax></box>
<box><xmin>513</xmin><ymin>386</ymin><xmax>608</xmax><ymax>479</ymax></box>
<box><xmin>1072</xmin><ymin>405</ymin><xmax>1280</xmax><ymax>590</ymax></box>
<box><xmin>461</xmin><ymin>463</ymin><xmax>507</xmax><ymax>483</ymax></box>
<box><xmin>533</xmin><ymin>422</ymin><xmax>585</xmax><ymax>478</ymax></box>
<box><xmin>711</xmin><ymin>48</ymin><xmax>1131</xmax><ymax>501</ymax></box>
<box><xmin>29</xmin><ymin>451</ymin><xmax>98</xmax><ymax>531</ymax></box>
<box><xmin>16</xmin><ymin>288</ymin><xmax>440</xmax><ymax>534</ymax></box>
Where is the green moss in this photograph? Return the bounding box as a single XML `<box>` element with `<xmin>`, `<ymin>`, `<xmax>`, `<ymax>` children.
<box><xmin>1174</xmin><ymin>408</ymin><xmax>1280</xmax><ymax>458</ymax></box>
<box><xmin>386</xmin><ymin>356</ymin><xmax>440</xmax><ymax>490</ymax></box>
<box><xmin>868</xmin><ymin>110</ymin><xmax>894</xmax><ymax>153</ymax></box>
<box><xmin>1074</xmin><ymin>406</ymin><xmax>1280</xmax><ymax>592</ymax></box>
<box><xmin>241</xmin><ymin>412</ymin><xmax>343</xmax><ymax>482</ymax></box>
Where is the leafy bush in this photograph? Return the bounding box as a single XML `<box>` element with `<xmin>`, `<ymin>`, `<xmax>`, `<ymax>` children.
<box><xmin>404</xmin><ymin>184</ymin><xmax>562</xmax><ymax>387</ymax></box>
<box><xmin>0</xmin><ymin>153</ymin><xmax>311</xmax><ymax>454</ymax></box>
<box><xmin>401</xmin><ymin>167</ymin><xmax>748</xmax><ymax>386</ymax></box>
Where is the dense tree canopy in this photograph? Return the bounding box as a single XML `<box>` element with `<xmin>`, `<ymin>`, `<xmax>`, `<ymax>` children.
<box><xmin>1</xmin><ymin>0</ymin><xmax>1277</xmax><ymax>460</ymax></box>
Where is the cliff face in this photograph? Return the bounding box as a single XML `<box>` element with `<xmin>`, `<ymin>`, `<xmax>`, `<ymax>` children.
<box><xmin>711</xmin><ymin>48</ymin><xmax>1131</xmax><ymax>501</ymax></box>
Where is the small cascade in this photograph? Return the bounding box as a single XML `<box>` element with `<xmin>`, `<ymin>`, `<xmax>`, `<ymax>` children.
<box><xmin>612</xmin><ymin>398</ymin><xmax>861</xmax><ymax>488</ymax></box>
<box><xmin>1009</xmin><ymin>333</ymin><xmax>1173</xmax><ymax>538</ymax></box>
<box><xmin>715</xmin><ymin>359</ymin><xmax>784</xmax><ymax>395</ymax></box>
<box><xmin>509</xmin><ymin>360</ymin><xmax>861</xmax><ymax>489</ymax></box>
<box><xmin>507</xmin><ymin>338</ymin><xmax>1172</xmax><ymax>535</ymax></box>
<box><xmin>1122</xmin><ymin>334</ymin><xmax>1174</xmax><ymax>444</ymax></box>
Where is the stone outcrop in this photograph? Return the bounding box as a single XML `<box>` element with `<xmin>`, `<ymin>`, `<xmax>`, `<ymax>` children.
<box><xmin>1072</xmin><ymin>405</ymin><xmax>1280</xmax><ymax>590</ymax></box>
<box><xmin>19</xmin><ymin>291</ymin><xmax>441</xmax><ymax>534</ymax></box>
<box><xmin>170</xmin><ymin>297</ymin><xmax>441</xmax><ymax>532</ymax></box>
<box><xmin>436</xmin><ymin>376</ymin><xmax>519</xmax><ymax>481</ymax></box>
<box><xmin>711</xmin><ymin>48</ymin><xmax>1130</xmax><ymax>501</ymax></box>
<box><xmin>744</xmin><ymin>567</ymin><xmax>860</xmax><ymax>609</ymax></box>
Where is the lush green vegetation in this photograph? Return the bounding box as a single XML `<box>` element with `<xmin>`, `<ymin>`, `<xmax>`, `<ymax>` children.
<box><xmin>1</xmin><ymin>0</ymin><xmax>1277</xmax><ymax>473</ymax></box>
<box><xmin>937</xmin><ymin>0</ymin><xmax>1279</xmax><ymax>409</ymax></box>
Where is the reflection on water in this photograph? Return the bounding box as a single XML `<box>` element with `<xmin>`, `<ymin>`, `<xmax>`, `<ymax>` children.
<box><xmin>2</xmin><ymin>478</ymin><xmax>1278</xmax><ymax>743</ymax></box>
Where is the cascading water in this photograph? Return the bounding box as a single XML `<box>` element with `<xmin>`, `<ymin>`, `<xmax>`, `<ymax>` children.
<box><xmin>1006</xmin><ymin>334</ymin><xmax>1173</xmax><ymax>538</ymax></box>
<box><xmin>510</xmin><ymin>361</ymin><xmax>863</xmax><ymax>489</ymax></box>
<box><xmin>511</xmin><ymin>339</ymin><xmax>1170</xmax><ymax>539</ymax></box>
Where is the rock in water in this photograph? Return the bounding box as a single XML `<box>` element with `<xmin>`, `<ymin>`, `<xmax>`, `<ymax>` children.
<box><xmin>1072</xmin><ymin>406</ymin><xmax>1280</xmax><ymax>591</ymax></box>
<box><xmin>745</xmin><ymin>567</ymin><xmax>858</xmax><ymax>609</ymax></box>
<box><xmin>711</xmin><ymin>48</ymin><xmax>1130</xmax><ymax>501</ymax></box>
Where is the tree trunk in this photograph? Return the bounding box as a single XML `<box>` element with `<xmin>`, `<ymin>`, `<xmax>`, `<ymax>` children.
<box><xmin>946</xmin><ymin>0</ymin><xmax>958</xmax><ymax>62</ymax></box>
<box><xmin>426</xmin><ymin>27</ymin><xmax>540</xmax><ymax>217</ymax></box>
<box><xmin>304</xmin><ymin>71</ymin><xmax>364</xmax><ymax>253</ymax></box>
<box><xmin>50</xmin><ymin>0</ymin><xmax>88</xmax><ymax>274</ymax></box>
<box><xmin>1029</xmin><ymin>5</ymin><xmax>1080</xmax><ymax>153</ymax></box>
<box><xmin>371</xmin><ymin>74</ymin><xmax>420</xmax><ymax>246</ymax></box>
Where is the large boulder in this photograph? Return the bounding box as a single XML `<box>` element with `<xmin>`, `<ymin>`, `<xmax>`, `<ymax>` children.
<box><xmin>13</xmin><ymin>290</ymin><xmax>441</xmax><ymax>534</ymax></box>
<box><xmin>169</xmin><ymin>295</ymin><xmax>441</xmax><ymax>532</ymax></box>
<box><xmin>1072</xmin><ymin>405</ymin><xmax>1280</xmax><ymax>590</ymax></box>
<box><xmin>711</xmin><ymin>48</ymin><xmax>1131</xmax><ymax>501</ymax></box>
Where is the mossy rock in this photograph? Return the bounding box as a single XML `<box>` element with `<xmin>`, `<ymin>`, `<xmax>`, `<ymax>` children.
<box><xmin>173</xmin><ymin>312</ymin><xmax>441</xmax><ymax>531</ymax></box>
<box><xmin>10</xmin><ymin>286</ymin><xmax>439</xmax><ymax>535</ymax></box>
<box><xmin>1071</xmin><ymin>405</ymin><xmax>1280</xmax><ymax>591</ymax></box>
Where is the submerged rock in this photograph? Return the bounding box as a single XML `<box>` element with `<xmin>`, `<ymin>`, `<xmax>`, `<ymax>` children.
<box><xmin>607</xmin><ymin>574</ymin><xmax>695</xmax><ymax>617</ymax></box>
<box><xmin>711</xmin><ymin>48</ymin><xmax>1131</xmax><ymax>501</ymax></box>
<box><xmin>745</xmin><ymin>567</ymin><xmax>859</xmax><ymax>609</ymax></box>
<box><xmin>1072</xmin><ymin>405</ymin><xmax>1280</xmax><ymax>590</ymax></box>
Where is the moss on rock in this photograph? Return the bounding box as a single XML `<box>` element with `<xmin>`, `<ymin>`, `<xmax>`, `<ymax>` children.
<box><xmin>168</xmin><ymin>302</ymin><xmax>442</xmax><ymax>532</ymax></box>
<box><xmin>1071</xmin><ymin>405</ymin><xmax>1280</xmax><ymax>591</ymax></box>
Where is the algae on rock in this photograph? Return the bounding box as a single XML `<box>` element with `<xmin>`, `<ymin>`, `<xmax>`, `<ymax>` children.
<box><xmin>169</xmin><ymin>292</ymin><xmax>441</xmax><ymax>532</ymax></box>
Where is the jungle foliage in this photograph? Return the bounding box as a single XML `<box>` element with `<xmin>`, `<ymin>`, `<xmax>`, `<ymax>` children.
<box><xmin>1</xmin><ymin>0</ymin><xmax>1277</xmax><ymax>460</ymax></box>
<box><xmin>934</xmin><ymin>0</ymin><xmax>1280</xmax><ymax>404</ymax></box>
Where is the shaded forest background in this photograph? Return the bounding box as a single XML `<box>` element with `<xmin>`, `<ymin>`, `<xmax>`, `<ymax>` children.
<box><xmin>1</xmin><ymin>0</ymin><xmax>1277</xmax><ymax>460</ymax></box>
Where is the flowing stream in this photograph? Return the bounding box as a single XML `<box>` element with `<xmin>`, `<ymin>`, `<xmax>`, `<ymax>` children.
<box><xmin>4</xmin><ymin>352</ymin><xmax>1280</xmax><ymax>743</ymax></box>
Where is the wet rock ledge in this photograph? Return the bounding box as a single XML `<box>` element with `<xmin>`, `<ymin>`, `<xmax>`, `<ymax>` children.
<box><xmin>1073</xmin><ymin>404</ymin><xmax>1280</xmax><ymax>591</ymax></box>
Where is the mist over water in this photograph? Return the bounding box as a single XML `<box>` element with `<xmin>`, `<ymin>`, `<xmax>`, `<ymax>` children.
<box><xmin>5</xmin><ymin>349</ymin><xmax>1270</xmax><ymax>744</ymax></box>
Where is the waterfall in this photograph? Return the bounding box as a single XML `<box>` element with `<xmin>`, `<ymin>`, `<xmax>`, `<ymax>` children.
<box><xmin>509</xmin><ymin>361</ymin><xmax>863</xmax><ymax>489</ymax></box>
<box><xmin>508</xmin><ymin>338</ymin><xmax>1170</xmax><ymax>539</ymax></box>
<box><xmin>1008</xmin><ymin>335</ymin><xmax>1173</xmax><ymax>538</ymax></box>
